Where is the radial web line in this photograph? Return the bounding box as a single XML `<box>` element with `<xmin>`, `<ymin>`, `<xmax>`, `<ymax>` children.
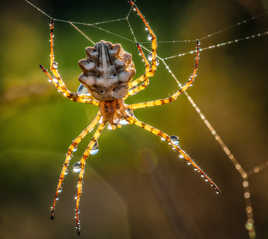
<box><xmin>24</xmin><ymin>1</ymin><xmax>268</xmax><ymax>238</ymax></box>
<box><xmin>164</xmin><ymin>30</ymin><xmax>268</xmax><ymax>60</ymax></box>
<box><xmin>139</xmin><ymin>10</ymin><xmax>268</xmax><ymax>45</ymax></box>
<box><xmin>69</xmin><ymin>22</ymin><xmax>96</xmax><ymax>45</ymax></box>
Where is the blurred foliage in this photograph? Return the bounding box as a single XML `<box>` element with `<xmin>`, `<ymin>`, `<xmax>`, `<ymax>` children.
<box><xmin>0</xmin><ymin>0</ymin><xmax>268</xmax><ymax>238</ymax></box>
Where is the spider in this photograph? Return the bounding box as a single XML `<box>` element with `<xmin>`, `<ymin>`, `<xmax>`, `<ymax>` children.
<box><xmin>39</xmin><ymin>0</ymin><xmax>220</xmax><ymax>235</ymax></box>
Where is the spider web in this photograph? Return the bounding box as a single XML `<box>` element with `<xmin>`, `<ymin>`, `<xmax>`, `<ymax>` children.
<box><xmin>24</xmin><ymin>0</ymin><xmax>268</xmax><ymax>238</ymax></box>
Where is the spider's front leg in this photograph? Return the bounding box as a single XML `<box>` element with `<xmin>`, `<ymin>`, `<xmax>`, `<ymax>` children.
<box><xmin>127</xmin><ymin>1</ymin><xmax>158</xmax><ymax>96</ymax></box>
<box><xmin>40</xmin><ymin>19</ymin><xmax>99</xmax><ymax>105</ymax></box>
<box><xmin>129</xmin><ymin>40</ymin><xmax>200</xmax><ymax>110</ymax></box>
<box><xmin>50</xmin><ymin>112</ymin><xmax>101</xmax><ymax>220</ymax></box>
<box><xmin>126</xmin><ymin>43</ymin><xmax>150</xmax><ymax>97</ymax></box>
<box><xmin>74</xmin><ymin>122</ymin><xmax>106</xmax><ymax>235</ymax></box>
<box><xmin>126</xmin><ymin>115</ymin><xmax>220</xmax><ymax>194</ymax></box>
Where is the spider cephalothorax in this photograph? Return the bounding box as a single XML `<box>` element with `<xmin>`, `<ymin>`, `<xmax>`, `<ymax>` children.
<box><xmin>39</xmin><ymin>0</ymin><xmax>220</xmax><ymax>235</ymax></box>
<box><xmin>78</xmin><ymin>40</ymin><xmax>136</xmax><ymax>101</ymax></box>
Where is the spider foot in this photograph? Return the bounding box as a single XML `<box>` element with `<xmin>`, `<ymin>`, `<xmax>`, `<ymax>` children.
<box><xmin>75</xmin><ymin>221</ymin><xmax>81</xmax><ymax>236</ymax></box>
<box><xmin>50</xmin><ymin>208</ymin><xmax>55</xmax><ymax>220</ymax></box>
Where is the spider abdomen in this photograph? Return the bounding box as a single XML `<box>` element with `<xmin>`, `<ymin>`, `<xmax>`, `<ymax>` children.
<box><xmin>78</xmin><ymin>40</ymin><xmax>136</xmax><ymax>101</ymax></box>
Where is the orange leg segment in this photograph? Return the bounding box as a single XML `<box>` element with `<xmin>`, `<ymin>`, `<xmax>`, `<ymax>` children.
<box><xmin>74</xmin><ymin>122</ymin><xmax>106</xmax><ymax>235</ymax></box>
<box><xmin>50</xmin><ymin>112</ymin><xmax>101</xmax><ymax>220</ymax></box>
<box><xmin>40</xmin><ymin>65</ymin><xmax>99</xmax><ymax>105</ymax></box>
<box><xmin>128</xmin><ymin>1</ymin><xmax>158</xmax><ymax>92</ymax></box>
<box><xmin>127</xmin><ymin>43</ymin><xmax>150</xmax><ymax>97</ymax></box>
<box><xmin>40</xmin><ymin>19</ymin><xmax>98</xmax><ymax>105</ymax></box>
<box><xmin>127</xmin><ymin>115</ymin><xmax>220</xmax><ymax>194</ymax></box>
<box><xmin>129</xmin><ymin>40</ymin><xmax>200</xmax><ymax>110</ymax></box>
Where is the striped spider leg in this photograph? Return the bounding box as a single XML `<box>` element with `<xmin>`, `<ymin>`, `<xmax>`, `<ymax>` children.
<box><xmin>129</xmin><ymin>39</ymin><xmax>200</xmax><ymax>110</ymax></box>
<box><xmin>126</xmin><ymin>43</ymin><xmax>150</xmax><ymax>97</ymax></box>
<box><xmin>40</xmin><ymin>19</ymin><xmax>99</xmax><ymax>105</ymax></box>
<box><xmin>125</xmin><ymin>115</ymin><xmax>220</xmax><ymax>194</ymax></box>
<box><xmin>74</xmin><ymin>122</ymin><xmax>106</xmax><ymax>234</ymax></box>
<box><xmin>50</xmin><ymin>112</ymin><xmax>101</xmax><ymax>220</ymax></box>
<box><xmin>127</xmin><ymin>0</ymin><xmax>158</xmax><ymax>96</ymax></box>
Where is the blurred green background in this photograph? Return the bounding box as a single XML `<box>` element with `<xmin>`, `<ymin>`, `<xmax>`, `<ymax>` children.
<box><xmin>1</xmin><ymin>0</ymin><xmax>268</xmax><ymax>238</ymax></box>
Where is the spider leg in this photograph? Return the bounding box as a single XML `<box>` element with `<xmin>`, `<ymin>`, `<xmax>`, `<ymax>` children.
<box><xmin>128</xmin><ymin>1</ymin><xmax>158</xmax><ymax>92</ymax></box>
<box><xmin>129</xmin><ymin>40</ymin><xmax>200</xmax><ymax>110</ymax></box>
<box><xmin>126</xmin><ymin>115</ymin><xmax>220</xmax><ymax>194</ymax></box>
<box><xmin>40</xmin><ymin>19</ymin><xmax>98</xmax><ymax>105</ymax></box>
<box><xmin>50</xmin><ymin>112</ymin><xmax>101</xmax><ymax>220</ymax></box>
<box><xmin>74</xmin><ymin>122</ymin><xmax>106</xmax><ymax>235</ymax></box>
<box><xmin>126</xmin><ymin>43</ymin><xmax>150</xmax><ymax>97</ymax></box>
<box><xmin>40</xmin><ymin>65</ymin><xmax>99</xmax><ymax>105</ymax></box>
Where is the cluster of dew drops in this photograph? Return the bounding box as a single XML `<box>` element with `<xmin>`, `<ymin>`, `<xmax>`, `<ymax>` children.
<box><xmin>163</xmin><ymin>134</ymin><xmax>220</xmax><ymax>194</ymax></box>
<box><xmin>71</xmin><ymin>141</ymin><xmax>99</xmax><ymax>174</ymax></box>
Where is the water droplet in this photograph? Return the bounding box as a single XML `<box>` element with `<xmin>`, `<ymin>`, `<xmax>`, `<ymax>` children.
<box><xmin>52</xmin><ymin>78</ymin><xmax>58</xmax><ymax>84</ymax></box>
<box><xmin>126</xmin><ymin>108</ymin><xmax>134</xmax><ymax>116</ymax></box>
<box><xmin>179</xmin><ymin>154</ymin><xmax>184</xmax><ymax>159</ymax></box>
<box><xmin>242</xmin><ymin>180</ymin><xmax>249</xmax><ymax>188</ymax></box>
<box><xmin>156</xmin><ymin>59</ymin><xmax>160</xmax><ymax>66</ymax></box>
<box><xmin>170</xmin><ymin>135</ymin><xmax>179</xmax><ymax>146</ymax></box>
<box><xmin>133</xmin><ymin>7</ymin><xmax>137</xmax><ymax>12</ymax></box>
<box><xmin>107</xmin><ymin>124</ymin><xmax>113</xmax><ymax>130</ymax></box>
<box><xmin>48</xmin><ymin>78</ymin><xmax>52</xmax><ymax>83</ymax></box>
<box><xmin>90</xmin><ymin>141</ymin><xmax>99</xmax><ymax>155</ymax></box>
<box><xmin>55</xmin><ymin>197</ymin><xmax>59</xmax><ymax>201</ymax></box>
<box><xmin>73</xmin><ymin>162</ymin><xmax>81</xmax><ymax>173</ymax></box>
<box><xmin>74</xmin><ymin>196</ymin><xmax>78</xmax><ymax>200</ymax></box>
<box><xmin>245</xmin><ymin>219</ymin><xmax>254</xmax><ymax>230</ymax></box>
<box><xmin>187</xmin><ymin>162</ymin><xmax>191</xmax><ymax>166</ymax></box>
<box><xmin>73</xmin><ymin>147</ymin><xmax>78</xmax><ymax>152</ymax></box>
<box><xmin>204</xmin><ymin>179</ymin><xmax>209</xmax><ymax>182</ymax></box>
<box><xmin>57</xmin><ymin>188</ymin><xmax>63</xmax><ymax>193</ymax></box>
<box><xmin>77</xmin><ymin>84</ymin><xmax>84</xmax><ymax>93</ymax></box>
<box><xmin>147</xmin><ymin>34</ymin><xmax>152</xmax><ymax>41</ymax></box>
<box><xmin>161</xmin><ymin>137</ymin><xmax>165</xmax><ymax>141</ymax></box>
<box><xmin>145</xmin><ymin>27</ymin><xmax>148</xmax><ymax>32</ymax></box>
<box><xmin>148</xmin><ymin>53</ymin><xmax>153</xmax><ymax>62</ymax></box>
<box><xmin>64</xmin><ymin>169</ymin><xmax>69</xmax><ymax>175</ymax></box>
<box><xmin>52</xmin><ymin>62</ymin><xmax>58</xmax><ymax>69</ymax></box>
<box><xmin>119</xmin><ymin>119</ymin><xmax>129</xmax><ymax>125</ymax></box>
<box><xmin>77</xmin><ymin>83</ymin><xmax>90</xmax><ymax>96</ymax></box>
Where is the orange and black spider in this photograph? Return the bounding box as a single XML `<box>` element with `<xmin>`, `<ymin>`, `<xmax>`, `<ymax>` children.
<box><xmin>39</xmin><ymin>1</ymin><xmax>220</xmax><ymax>235</ymax></box>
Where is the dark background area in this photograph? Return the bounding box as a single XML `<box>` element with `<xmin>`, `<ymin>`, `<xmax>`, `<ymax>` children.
<box><xmin>0</xmin><ymin>0</ymin><xmax>268</xmax><ymax>238</ymax></box>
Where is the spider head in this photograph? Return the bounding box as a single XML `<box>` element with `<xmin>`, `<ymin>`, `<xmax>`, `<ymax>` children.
<box><xmin>78</xmin><ymin>40</ymin><xmax>136</xmax><ymax>101</ymax></box>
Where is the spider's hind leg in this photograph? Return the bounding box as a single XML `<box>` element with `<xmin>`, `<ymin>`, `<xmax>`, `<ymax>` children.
<box><xmin>127</xmin><ymin>115</ymin><xmax>220</xmax><ymax>194</ymax></box>
<box><xmin>74</xmin><ymin>122</ymin><xmax>106</xmax><ymax>235</ymax></box>
<box><xmin>50</xmin><ymin>112</ymin><xmax>101</xmax><ymax>220</ymax></box>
